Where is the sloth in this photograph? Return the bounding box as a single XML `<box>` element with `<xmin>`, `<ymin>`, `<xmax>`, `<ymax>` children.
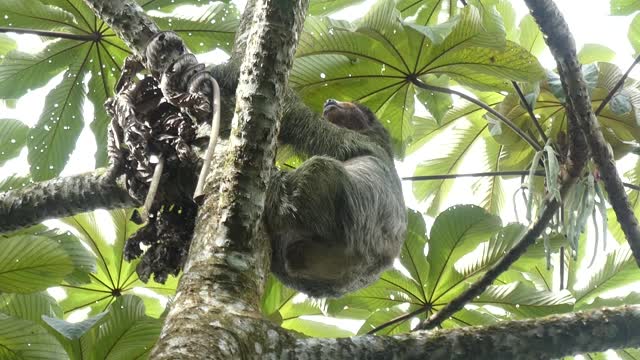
<box><xmin>144</xmin><ymin>31</ymin><xmax>407</xmax><ymax>297</ymax></box>
<box><xmin>264</xmin><ymin>98</ymin><xmax>407</xmax><ymax>297</ymax></box>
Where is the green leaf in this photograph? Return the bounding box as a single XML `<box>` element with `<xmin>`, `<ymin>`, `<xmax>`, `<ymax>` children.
<box><xmin>0</xmin><ymin>235</ymin><xmax>73</xmax><ymax>293</ymax></box>
<box><xmin>425</xmin><ymin>205</ymin><xmax>502</xmax><ymax>300</ymax></box>
<box><xmin>412</xmin><ymin>115</ymin><xmax>487</xmax><ymax>213</ymax></box>
<box><xmin>152</xmin><ymin>2</ymin><xmax>238</xmax><ymax>54</ymax></box>
<box><xmin>60</xmin><ymin>210</ymin><xmax>175</xmax><ymax>318</ymax></box>
<box><xmin>0</xmin><ymin>119</ymin><xmax>28</xmax><ymax>166</ymax></box>
<box><xmin>630</xmin><ymin>13</ymin><xmax>640</xmax><ymax>55</ymax></box>
<box><xmin>475</xmin><ymin>282</ymin><xmax>574</xmax><ymax>318</ymax></box>
<box><xmin>573</xmin><ymin>245</ymin><xmax>640</xmax><ymax>306</ymax></box>
<box><xmin>0</xmin><ymin>292</ymin><xmax>62</xmax><ymax>323</ymax></box>
<box><xmin>12</xmin><ymin>225</ymin><xmax>97</xmax><ymax>285</ymax></box>
<box><xmin>398</xmin><ymin>210</ymin><xmax>429</xmax><ymax>301</ymax></box>
<box><xmin>0</xmin><ymin>34</ymin><xmax>16</xmax><ymax>56</ymax></box>
<box><xmin>43</xmin><ymin>312</ymin><xmax>108</xmax><ymax>359</ymax></box>
<box><xmin>518</xmin><ymin>15</ymin><xmax>545</xmax><ymax>56</ymax></box>
<box><xmin>0</xmin><ymin>40</ymin><xmax>88</xmax><ymax>100</ymax></box>
<box><xmin>0</xmin><ymin>313</ymin><xmax>67</xmax><ymax>359</ymax></box>
<box><xmin>416</xmin><ymin>74</ymin><xmax>452</xmax><ymax>123</ymax></box>
<box><xmin>43</xmin><ymin>312</ymin><xmax>108</xmax><ymax>340</ymax></box>
<box><xmin>473</xmin><ymin>133</ymin><xmax>506</xmax><ymax>214</ymax></box>
<box><xmin>612</xmin><ymin>0</ymin><xmax>640</xmax><ymax>15</ymax></box>
<box><xmin>90</xmin><ymin>295</ymin><xmax>161</xmax><ymax>359</ymax></box>
<box><xmin>309</xmin><ymin>0</ymin><xmax>367</xmax><ymax>16</ymax></box>
<box><xmin>0</xmin><ymin>0</ymin><xmax>76</xmax><ymax>32</ymax></box>
<box><xmin>579</xmin><ymin>292</ymin><xmax>640</xmax><ymax>311</ymax></box>
<box><xmin>0</xmin><ymin>174</ymin><xmax>31</xmax><ymax>191</ymax></box>
<box><xmin>27</xmin><ymin>63</ymin><xmax>88</xmax><ymax>181</ymax></box>
<box><xmin>578</xmin><ymin>44</ymin><xmax>615</xmax><ymax>64</ymax></box>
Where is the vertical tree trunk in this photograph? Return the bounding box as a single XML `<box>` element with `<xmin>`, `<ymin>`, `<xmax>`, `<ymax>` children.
<box><xmin>149</xmin><ymin>0</ymin><xmax>309</xmax><ymax>357</ymax></box>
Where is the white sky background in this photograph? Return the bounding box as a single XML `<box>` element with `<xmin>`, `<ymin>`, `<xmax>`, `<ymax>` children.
<box><xmin>1</xmin><ymin>0</ymin><xmax>638</xmax><ymax>331</ymax></box>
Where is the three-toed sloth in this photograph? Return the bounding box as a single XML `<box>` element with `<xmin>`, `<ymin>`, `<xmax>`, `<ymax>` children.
<box><xmin>144</xmin><ymin>31</ymin><xmax>407</xmax><ymax>298</ymax></box>
<box><xmin>265</xmin><ymin>98</ymin><xmax>407</xmax><ymax>297</ymax></box>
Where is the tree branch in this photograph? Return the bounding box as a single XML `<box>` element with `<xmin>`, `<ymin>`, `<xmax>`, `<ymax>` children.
<box><xmin>0</xmin><ymin>27</ymin><xmax>100</xmax><ymax>41</ymax></box>
<box><xmin>411</xmin><ymin>78</ymin><xmax>543</xmax><ymax>151</ymax></box>
<box><xmin>294</xmin><ymin>305</ymin><xmax>640</xmax><ymax>359</ymax></box>
<box><xmin>0</xmin><ymin>170</ymin><xmax>138</xmax><ymax>233</ymax></box>
<box><xmin>148</xmin><ymin>0</ymin><xmax>309</xmax><ymax>356</ymax></box>
<box><xmin>525</xmin><ymin>0</ymin><xmax>640</xmax><ymax>267</ymax></box>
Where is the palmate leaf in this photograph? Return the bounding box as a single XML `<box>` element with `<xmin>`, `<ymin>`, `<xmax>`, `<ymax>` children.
<box><xmin>84</xmin><ymin>295</ymin><xmax>161</xmax><ymax>360</ymax></box>
<box><xmin>0</xmin><ymin>118</ymin><xmax>28</xmax><ymax>166</ymax></box>
<box><xmin>475</xmin><ymin>282</ymin><xmax>574</xmax><ymax>318</ymax></box>
<box><xmin>0</xmin><ymin>34</ymin><xmax>16</xmax><ymax>55</ymax></box>
<box><xmin>0</xmin><ymin>292</ymin><xmax>63</xmax><ymax>323</ymax></box>
<box><xmin>0</xmin><ymin>234</ymin><xmax>74</xmax><ymax>293</ymax></box>
<box><xmin>0</xmin><ymin>0</ymin><xmax>75</xmax><ymax>32</ymax></box>
<box><xmin>0</xmin><ymin>313</ymin><xmax>67</xmax><ymax>360</ymax></box>
<box><xmin>425</xmin><ymin>205</ymin><xmax>501</xmax><ymax>301</ymax></box>
<box><xmin>472</xmin><ymin>133</ymin><xmax>506</xmax><ymax>214</ymax></box>
<box><xmin>611</xmin><ymin>0</ymin><xmax>640</xmax><ymax>15</ymax></box>
<box><xmin>28</xmin><ymin>63</ymin><xmax>86</xmax><ymax>180</ymax></box>
<box><xmin>60</xmin><ymin>210</ymin><xmax>177</xmax><ymax>319</ymax></box>
<box><xmin>2</xmin><ymin>0</ymin><xmax>237</xmax><ymax>177</ymax></box>
<box><xmin>412</xmin><ymin>115</ymin><xmax>487</xmax><ymax>215</ymax></box>
<box><xmin>573</xmin><ymin>245</ymin><xmax>640</xmax><ymax>307</ymax></box>
<box><xmin>291</xmin><ymin>0</ymin><xmax>542</xmax><ymax>158</ymax></box>
<box><xmin>152</xmin><ymin>2</ymin><xmax>238</xmax><ymax>54</ymax></box>
<box><xmin>261</xmin><ymin>276</ymin><xmax>349</xmax><ymax>337</ymax></box>
<box><xmin>8</xmin><ymin>224</ymin><xmax>96</xmax><ymax>285</ymax></box>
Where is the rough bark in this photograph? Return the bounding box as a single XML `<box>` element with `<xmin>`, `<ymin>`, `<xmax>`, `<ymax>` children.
<box><xmin>149</xmin><ymin>0</ymin><xmax>308</xmax><ymax>357</ymax></box>
<box><xmin>287</xmin><ymin>305</ymin><xmax>640</xmax><ymax>360</ymax></box>
<box><xmin>0</xmin><ymin>171</ymin><xmax>137</xmax><ymax>233</ymax></box>
<box><xmin>524</xmin><ymin>0</ymin><xmax>640</xmax><ymax>267</ymax></box>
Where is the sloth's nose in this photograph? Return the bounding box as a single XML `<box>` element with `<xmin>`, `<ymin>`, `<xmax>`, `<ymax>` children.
<box><xmin>324</xmin><ymin>99</ymin><xmax>338</xmax><ymax>107</ymax></box>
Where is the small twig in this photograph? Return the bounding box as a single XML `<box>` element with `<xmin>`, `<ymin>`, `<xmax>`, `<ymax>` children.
<box><xmin>595</xmin><ymin>53</ymin><xmax>640</xmax><ymax>116</ymax></box>
<box><xmin>141</xmin><ymin>154</ymin><xmax>165</xmax><ymax>222</ymax></box>
<box><xmin>193</xmin><ymin>78</ymin><xmax>221</xmax><ymax>199</ymax></box>
<box><xmin>403</xmin><ymin>170</ymin><xmax>543</xmax><ymax>181</ymax></box>
<box><xmin>367</xmin><ymin>306</ymin><xmax>428</xmax><ymax>335</ymax></box>
<box><xmin>512</xmin><ymin>81</ymin><xmax>548</xmax><ymax>143</ymax></box>
<box><xmin>411</xmin><ymin>78</ymin><xmax>542</xmax><ymax>151</ymax></box>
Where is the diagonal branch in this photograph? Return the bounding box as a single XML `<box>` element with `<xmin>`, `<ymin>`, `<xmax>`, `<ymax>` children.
<box><xmin>525</xmin><ymin>0</ymin><xmax>640</xmax><ymax>267</ymax></box>
<box><xmin>595</xmin><ymin>53</ymin><xmax>640</xmax><ymax>116</ymax></box>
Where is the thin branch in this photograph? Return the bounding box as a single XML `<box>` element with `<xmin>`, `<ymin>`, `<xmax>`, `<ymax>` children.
<box><xmin>512</xmin><ymin>81</ymin><xmax>548</xmax><ymax>143</ymax></box>
<box><xmin>0</xmin><ymin>27</ymin><xmax>99</xmax><ymax>41</ymax></box>
<box><xmin>525</xmin><ymin>0</ymin><xmax>640</xmax><ymax>267</ymax></box>
<box><xmin>411</xmin><ymin>77</ymin><xmax>543</xmax><ymax>151</ymax></box>
<box><xmin>402</xmin><ymin>170</ymin><xmax>542</xmax><ymax>181</ymax></box>
<box><xmin>595</xmin><ymin>53</ymin><xmax>640</xmax><ymax>115</ymax></box>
